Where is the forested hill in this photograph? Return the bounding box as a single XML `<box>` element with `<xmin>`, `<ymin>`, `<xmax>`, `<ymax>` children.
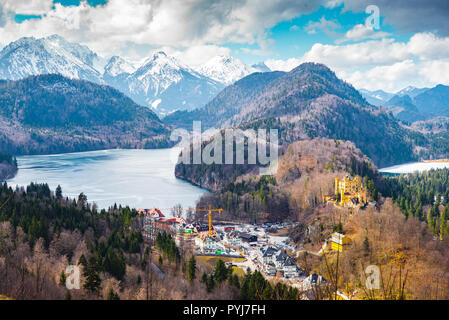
<box><xmin>0</xmin><ymin>74</ymin><xmax>171</xmax><ymax>155</ymax></box>
<box><xmin>187</xmin><ymin>138</ymin><xmax>380</xmax><ymax>222</ymax></box>
<box><xmin>0</xmin><ymin>152</ymin><xmax>17</xmax><ymax>181</ymax></box>
<box><xmin>165</xmin><ymin>63</ymin><xmax>447</xmax><ymax>168</ymax></box>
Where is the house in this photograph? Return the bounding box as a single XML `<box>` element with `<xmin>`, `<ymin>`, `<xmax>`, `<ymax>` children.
<box><xmin>302</xmin><ymin>273</ymin><xmax>327</xmax><ymax>290</ymax></box>
<box><xmin>223</xmin><ymin>231</ymin><xmax>242</xmax><ymax>247</ymax></box>
<box><xmin>261</xmin><ymin>248</ymin><xmax>302</xmax><ymax>279</ymax></box>
<box><xmin>282</xmin><ymin>256</ymin><xmax>301</xmax><ymax>279</ymax></box>
<box><xmin>195</xmin><ymin>234</ymin><xmax>224</xmax><ymax>254</ymax></box>
<box><xmin>260</xmin><ymin>246</ymin><xmax>277</xmax><ymax>265</ymax></box>
<box><xmin>153</xmin><ymin>219</ymin><xmax>175</xmax><ymax>232</ymax></box>
<box><xmin>237</xmin><ymin>232</ymin><xmax>257</xmax><ymax>243</ymax></box>
<box><xmin>138</xmin><ymin>208</ymin><xmax>165</xmax><ymax>220</ymax></box>
<box><xmin>273</xmin><ymin>250</ymin><xmax>300</xmax><ymax>278</ymax></box>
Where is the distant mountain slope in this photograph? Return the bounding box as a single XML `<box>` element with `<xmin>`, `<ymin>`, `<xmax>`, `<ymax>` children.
<box><xmin>413</xmin><ymin>84</ymin><xmax>449</xmax><ymax>117</ymax></box>
<box><xmin>361</xmin><ymin>85</ymin><xmax>449</xmax><ymax>123</ymax></box>
<box><xmin>165</xmin><ymin>63</ymin><xmax>437</xmax><ymax>167</ymax></box>
<box><xmin>359</xmin><ymin>89</ymin><xmax>394</xmax><ymax>106</ymax></box>
<box><xmin>0</xmin><ymin>74</ymin><xmax>170</xmax><ymax>155</ymax></box>
<box><xmin>163</xmin><ymin>71</ymin><xmax>286</xmax><ymax>129</ymax></box>
<box><xmin>384</xmin><ymin>94</ymin><xmax>424</xmax><ymax>123</ymax></box>
<box><xmin>396</xmin><ymin>86</ymin><xmax>429</xmax><ymax>98</ymax></box>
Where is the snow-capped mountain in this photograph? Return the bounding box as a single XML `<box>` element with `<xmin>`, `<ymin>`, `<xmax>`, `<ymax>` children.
<box><xmin>122</xmin><ymin>51</ymin><xmax>224</xmax><ymax>115</ymax></box>
<box><xmin>197</xmin><ymin>55</ymin><xmax>257</xmax><ymax>85</ymax></box>
<box><xmin>103</xmin><ymin>56</ymin><xmax>136</xmax><ymax>78</ymax></box>
<box><xmin>0</xmin><ymin>35</ymin><xmax>104</xmax><ymax>83</ymax></box>
<box><xmin>396</xmin><ymin>86</ymin><xmax>429</xmax><ymax>98</ymax></box>
<box><xmin>0</xmin><ymin>35</ymin><xmax>256</xmax><ymax>115</ymax></box>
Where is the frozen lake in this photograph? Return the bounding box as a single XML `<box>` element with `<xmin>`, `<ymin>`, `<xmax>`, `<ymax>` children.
<box><xmin>380</xmin><ymin>161</ymin><xmax>449</xmax><ymax>174</ymax></box>
<box><xmin>7</xmin><ymin>148</ymin><xmax>208</xmax><ymax>210</ymax></box>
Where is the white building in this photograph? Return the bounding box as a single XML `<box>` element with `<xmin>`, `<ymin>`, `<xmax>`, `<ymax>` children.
<box><xmin>260</xmin><ymin>247</ymin><xmax>303</xmax><ymax>279</ymax></box>
<box><xmin>223</xmin><ymin>231</ymin><xmax>242</xmax><ymax>247</ymax></box>
<box><xmin>302</xmin><ymin>273</ymin><xmax>327</xmax><ymax>290</ymax></box>
<box><xmin>195</xmin><ymin>235</ymin><xmax>224</xmax><ymax>254</ymax></box>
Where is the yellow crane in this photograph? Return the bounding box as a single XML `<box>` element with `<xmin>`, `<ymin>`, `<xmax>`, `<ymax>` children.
<box><xmin>186</xmin><ymin>205</ymin><xmax>223</xmax><ymax>237</ymax></box>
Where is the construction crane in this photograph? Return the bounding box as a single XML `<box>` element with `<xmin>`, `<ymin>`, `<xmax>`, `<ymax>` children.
<box><xmin>186</xmin><ymin>205</ymin><xmax>223</xmax><ymax>237</ymax></box>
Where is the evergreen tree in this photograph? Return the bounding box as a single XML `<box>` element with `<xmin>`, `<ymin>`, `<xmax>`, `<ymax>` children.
<box><xmin>83</xmin><ymin>257</ymin><xmax>102</xmax><ymax>294</ymax></box>
<box><xmin>214</xmin><ymin>259</ymin><xmax>228</xmax><ymax>283</ymax></box>
<box><xmin>187</xmin><ymin>255</ymin><xmax>196</xmax><ymax>283</ymax></box>
<box><xmin>56</xmin><ymin>185</ymin><xmax>63</xmax><ymax>199</ymax></box>
<box><xmin>107</xmin><ymin>288</ymin><xmax>120</xmax><ymax>300</ymax></box>
<box><xmin>59</xmin><ymin>270</ymin><xmax>67</xmax><ymax>286</ymax></box>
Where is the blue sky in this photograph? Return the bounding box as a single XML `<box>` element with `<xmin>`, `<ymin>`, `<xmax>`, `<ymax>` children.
<box><xmin>2</xmin><ymin>0</ymin><xmax>449</xmax><ymax>92</ymax></box>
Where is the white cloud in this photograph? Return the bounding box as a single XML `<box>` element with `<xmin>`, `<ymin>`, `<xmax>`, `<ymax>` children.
<box><xmin>289</xmin><ymin>25</ymin><xmax>299</xmax><ymax>31</ymax></box>
<box><xmin>266</xmin><ymin>32</ymin><xmax>449</xmax><ymax>91</ymax></box>
<box><xmin>336</xmin><ymin>24</ymin><xmax>391</xmax><ymax>43</ymax></box>
<box><xmin>1</xmin><ymin>0</ymin><xmax>53</xmax><ymax>15</ymax></box>
<box><xmin>166</xmin><ymin>45</ymin><xmax>232</xmax><ymax>68</ymax></box>
<box><xmin>0</xmin><ymin>0</ymin><xmax>323</xmax><ymax>60</ymax></box>
<box><xmin>304</xmin><ymin>16</ymin><xmax>341</xmax><ymax>36</ymax></box>
<box><xmin>265</xmin><ymin>57</ymin><xmax>301</xmax><ymax>71</ymax></box>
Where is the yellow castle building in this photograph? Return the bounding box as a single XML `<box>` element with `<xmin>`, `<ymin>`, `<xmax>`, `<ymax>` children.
<box><xmin>330</xmin><ymin>232</ymin><xmax>351</xmax><ymax>252</ymax></box>
<box><xmin>324</xmin><ymin>175</ymin><xmax>368</xmax><ymax>208</ymax></box>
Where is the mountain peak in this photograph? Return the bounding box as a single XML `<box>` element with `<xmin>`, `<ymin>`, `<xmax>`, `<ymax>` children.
<box><xmin>290</xmin><ymin>62</ymin><xmax>334</xmax><ymax>75</ymax></box>
<box><xmin>104</xmin><ymin>56</ymin><xmax>135</xmax><ymax>77</ymax></box>
<box><xmin>0</xmin><ymin>34</ymin><xmax>102</xmax><ymax>82</ymax></box>
<box><xmin>45</xmin><ymin>34</ymin><xmax>67</xmax><ymax>43</ymax></box>
<box><xmin>198</xmin><ymin>55</ymin><xmax>254</xmax><ymax>85</ymax></box>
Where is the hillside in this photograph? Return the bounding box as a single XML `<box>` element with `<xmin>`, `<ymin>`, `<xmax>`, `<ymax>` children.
<box><xmin>164</xmin><ymin>71</ymin><xmax>286</xmax><ymax>129</ymax></box>
<box><xmin>0</xmin><ymin>74</ymin><xmax>171</xmax><ymax>155</ymax></box>
<box><xmin>186</xmin><ymin>138</ymin><xmax>379</xmax><ymax>223</ymax></box>
<box><xmin>0</xmin><ymin>153</ymin><xmax>17</xmax><ymax>181</ymax></box>
<box><xmin>167</xmin><ymin>63</ymin><xmax>424</xmax><ymax>168</ymax></box>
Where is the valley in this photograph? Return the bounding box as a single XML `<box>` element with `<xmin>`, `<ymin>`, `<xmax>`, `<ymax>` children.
<box><xmin>1</xmin><ymin>30</ymin><xmax>449</xmax><ymax>302</ymax></box>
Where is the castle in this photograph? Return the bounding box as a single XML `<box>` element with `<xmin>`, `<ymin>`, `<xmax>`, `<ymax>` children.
<box><xmin>324</xmin><ymin>175</ymin><xmax>368</xmax><ymax>208</ymax></box>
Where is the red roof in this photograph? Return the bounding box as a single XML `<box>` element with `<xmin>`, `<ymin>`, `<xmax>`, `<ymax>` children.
<box><xmin>137</xmin><ymin>208</ymin><xmax>165</xmax><ymax>218</ymax></box>
<box><xmin>148</xmin><ymin>208</ymin><xmax>165</xmax><ymax>218</ymax></box>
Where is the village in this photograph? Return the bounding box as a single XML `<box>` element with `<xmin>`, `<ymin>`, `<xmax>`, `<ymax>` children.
<box><xmin>138</xmin><ymin>175</ymin><xmax>373</xmax><ymax>294</ymax></box>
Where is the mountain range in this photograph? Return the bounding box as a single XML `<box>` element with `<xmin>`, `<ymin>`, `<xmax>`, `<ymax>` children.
<box><xmin>360</xmin><ymin>85</ymin><xmax>449</xmax><ymax>123</ymax></box>
<box><xmin>2</xmin><ymin>34</ymin><xmax>449</xmax><ymax>167</ymax></box>
<box><xmin>0</xmin><ymin>35</ymin><xmax>269</xmax><ymax>116</ymax></box>
<box><xmin>166</xmin><ymin>63</ymin><xmax>449</xmax><ymax>167</ymax></box>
